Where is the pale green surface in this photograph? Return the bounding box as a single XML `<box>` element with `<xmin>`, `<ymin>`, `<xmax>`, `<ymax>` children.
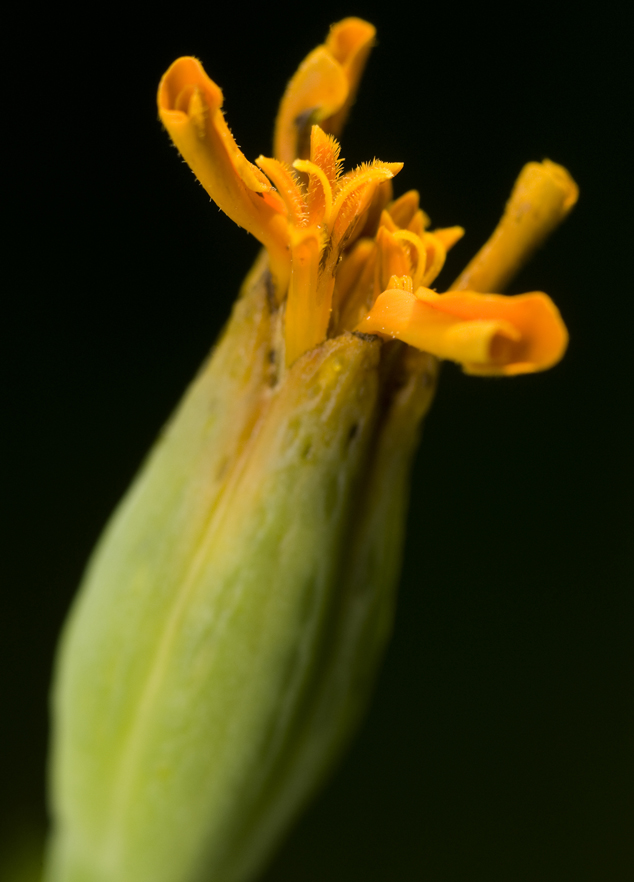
<box><xmin>46</xmin><ymin>255</ymin><xmax>436</xmax><ymax>882</ymax></box>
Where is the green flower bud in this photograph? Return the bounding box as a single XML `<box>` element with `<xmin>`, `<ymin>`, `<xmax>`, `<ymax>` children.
<box><xmin>46</xmin><ymin>253</ymin><xmax>436</xmax><ymax>882</ymax></box>
<box><xmin>45</xmin><ymin>17</ymin><xmax>575</xmax><ymax>882</ymax></box>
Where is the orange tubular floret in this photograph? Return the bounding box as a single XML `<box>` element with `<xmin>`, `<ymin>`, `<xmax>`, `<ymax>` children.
<box><xmin>159</xmin><ymin>22</ymin><xmax>576</xmax><ymax>381</ymax></box>
<box><xmin>451</xmin><ymin>160</ymin><xmax>578</xmax><ymax>293</ymax></box>
<box><xmin>323</xmin><ymin>18</ymin><xmax>376</xmax><ymax>137</ymax></box>
<box><xmin>376</xmin><ymin>227</ymin><xmax>412</xmax><ymax>293</ymax></box>
<box><xmin>285</xmin><ymin>230</ymin><xmax>323</xmax><ymax>366</ymax></box>
<box><xmin>356</xmin><ymin>287</ymin><xmax>568</xmax><ymax>376</ymax></box>
<box><xmin>279</xmin><ymin>127</ymin><xmax>402</xmax><ymax>365</ymax></box>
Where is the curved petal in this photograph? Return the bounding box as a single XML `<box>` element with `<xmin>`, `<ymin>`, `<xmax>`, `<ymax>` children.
<box><xmin>273</xmin><ymin>18</ymin><xmax>376</xmax><ymax>164</ymax></box>
<box><xmin>322</xmin><ymin>18</ymin><xmax>376</xmax><ymax>139</ymax></box>
<box><xmin>158</xmin><ymin>57</ymin><xmax>290</xmax><ymax>290</ymax></box>
<box><xmin>357</xmin><ymin>287</ymin><xmax>568</xmax><ymax>375</ymax></box>
<box><xmin>451</xmin><ymin>160</ymin><xmax>579</xmax><ymax>293</ymax></box>
<box><xmin>273</xmin><ymin>48</ymin><xmax>349</xmax><ymax>165</ymax></box>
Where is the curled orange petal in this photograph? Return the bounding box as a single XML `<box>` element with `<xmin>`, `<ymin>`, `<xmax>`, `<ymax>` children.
<box><xmin>273</xmin><ymin>19</ymin><xmax>376</xmax><ymax>164</ymax></box>
<box><xmin>356</xmin><ymin>287</ymin><xmax>568</xmax><ymax>376</ymax></box>
<box><xmin>452</xmin><ymin>160</ymin><xmax>579</xmax><ymax>293</ymax></box>
<box><xmin>323</xmin><ymin>18</ymin><xmax>376</xmax><ymax>137</ymax></box>
<box><xmin>158</xmin><ymin>57</ymin><xmax>290</xmax><ymax>291</ymax></box>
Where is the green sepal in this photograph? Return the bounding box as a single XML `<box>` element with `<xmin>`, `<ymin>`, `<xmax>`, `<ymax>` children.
<box><xmin>46</xmin><ymin>254</ymin><xmax>436</xmax><ymax>882</ymax></box>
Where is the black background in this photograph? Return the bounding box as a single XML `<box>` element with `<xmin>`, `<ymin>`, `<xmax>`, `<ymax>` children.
<box><xmin>3</xmin><ymin>1</ymin><xmax>633</xmax><ymax>879</ymax></box>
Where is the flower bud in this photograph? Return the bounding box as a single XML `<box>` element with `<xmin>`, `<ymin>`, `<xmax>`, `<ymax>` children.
<box><xmin>46</xmin><ymin>254</ymin><xmax>436</xmax><ymax>882</ymax></box>
<box><xmin>45</xmin><ymin>17</ymin><xmax>576</xmax><ymax>882</ymax></box>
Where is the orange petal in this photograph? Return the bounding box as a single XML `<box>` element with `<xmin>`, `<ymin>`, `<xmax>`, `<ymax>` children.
<box><xmin>331</xmin><ymin>161</ymin><xmax>403</xmax><ymax>238</ymax></box>
<box><xmin>388</xmin><ymin>190</ymin><xmax>420</xmax><ymax>227</ymax></box>
<box><xmin>323</xmin><ymin>18</ymin><xmax>376</xmax><ymax>137</ymax></box>
<box><xmin>273</xmin><ymin>19</ymin><xmax>375</xmax><ymax>164</ymax></box>
<box><xmin>331</xmin><ymin>238</ymin><xmax>377</xmax><ymax>334</ymax></box>
<box><xmin>293</xmin><ymin>157</ymin><xmax>334</xmax><ymax>226</ymax></box>
<box><xmin>255</xmin><ymin>156</ymin><xmax>307</xmax><ymax>228</ymax></box>
<box><xmin>273</xmin><ymin>48</ymin><xmax>348</xmax><ymax>165</ymax></box>
<box><xmin>356</xmin><ymin>287</ymin><xmax>568</xmax><ymax>375</ymax></box>
<box><xmin>302</xmin><ymin>127</ymin><xmax>343</xmax><ymax>223</ymax></box>
<box><xmin>158</xmin><ymin>57</ymin><xmax>290</xmax><ymax>290</ymax></box>
<box><xmin>309</xmin><ymin>125</ymin><xmax>343</xmax><ymax>186</ymax></box>
<box><xmin>377</xmin><ymin>208</ymin><xmax>398</xmax><ymax>234</ymax></box>
<box><xmin>420</xmin><ymin>233</ymin><xmax>447</xmax><ymax>287</ymax></box>
<box><xmin>407</xmin><ymin>209</ymin><xmax>431</xmax><ymax>238</ymax></box>
<box><xmin>431</xmin><ymin>226</ymin><xmax>465</xmax><ymax>251</ymax></box>
<box><xmin>451</xmin><ymin>160</ymin><xmax>579</xmax><ymax>293</ymax></box>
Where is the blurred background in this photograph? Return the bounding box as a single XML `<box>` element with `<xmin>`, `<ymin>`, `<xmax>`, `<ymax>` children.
<box><xmin>3</xmin><ymin>1</ymin><xmax>632</xmax><ymax>879</ymax></box>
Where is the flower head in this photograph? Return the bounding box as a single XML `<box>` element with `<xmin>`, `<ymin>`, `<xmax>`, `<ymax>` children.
<box><xmin>158</xmin><ymin>17</ymin><xmax>576</xmax><ymax>376</ymax></box>
<box><xmin>46</xmin><ymin>20</ymin><xmax>578</xmax><ymax>882</ymax></box>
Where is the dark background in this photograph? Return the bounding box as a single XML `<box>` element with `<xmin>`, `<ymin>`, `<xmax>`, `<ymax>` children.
<box><xmin>3</xmin><ymin>1</ymin><xmax>632</xmax><ymax>879</ymax></box>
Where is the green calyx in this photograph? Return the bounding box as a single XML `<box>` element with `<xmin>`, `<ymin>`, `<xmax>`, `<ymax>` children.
<box><xmin>46</xmin><ymin>252</ymin><xmax>436</xmax><ymax>882</ymax></box>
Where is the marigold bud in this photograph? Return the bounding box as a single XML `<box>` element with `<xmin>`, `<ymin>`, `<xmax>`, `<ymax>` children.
<box><xmin>45</xmin><ymin>17</ymin><xmax>576</xmax><ymax>882</ymax></box>
<box><xmin>46</xmin><ymin>254</ymin><xmax>436</xmax><ymax>882</ymax></box>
